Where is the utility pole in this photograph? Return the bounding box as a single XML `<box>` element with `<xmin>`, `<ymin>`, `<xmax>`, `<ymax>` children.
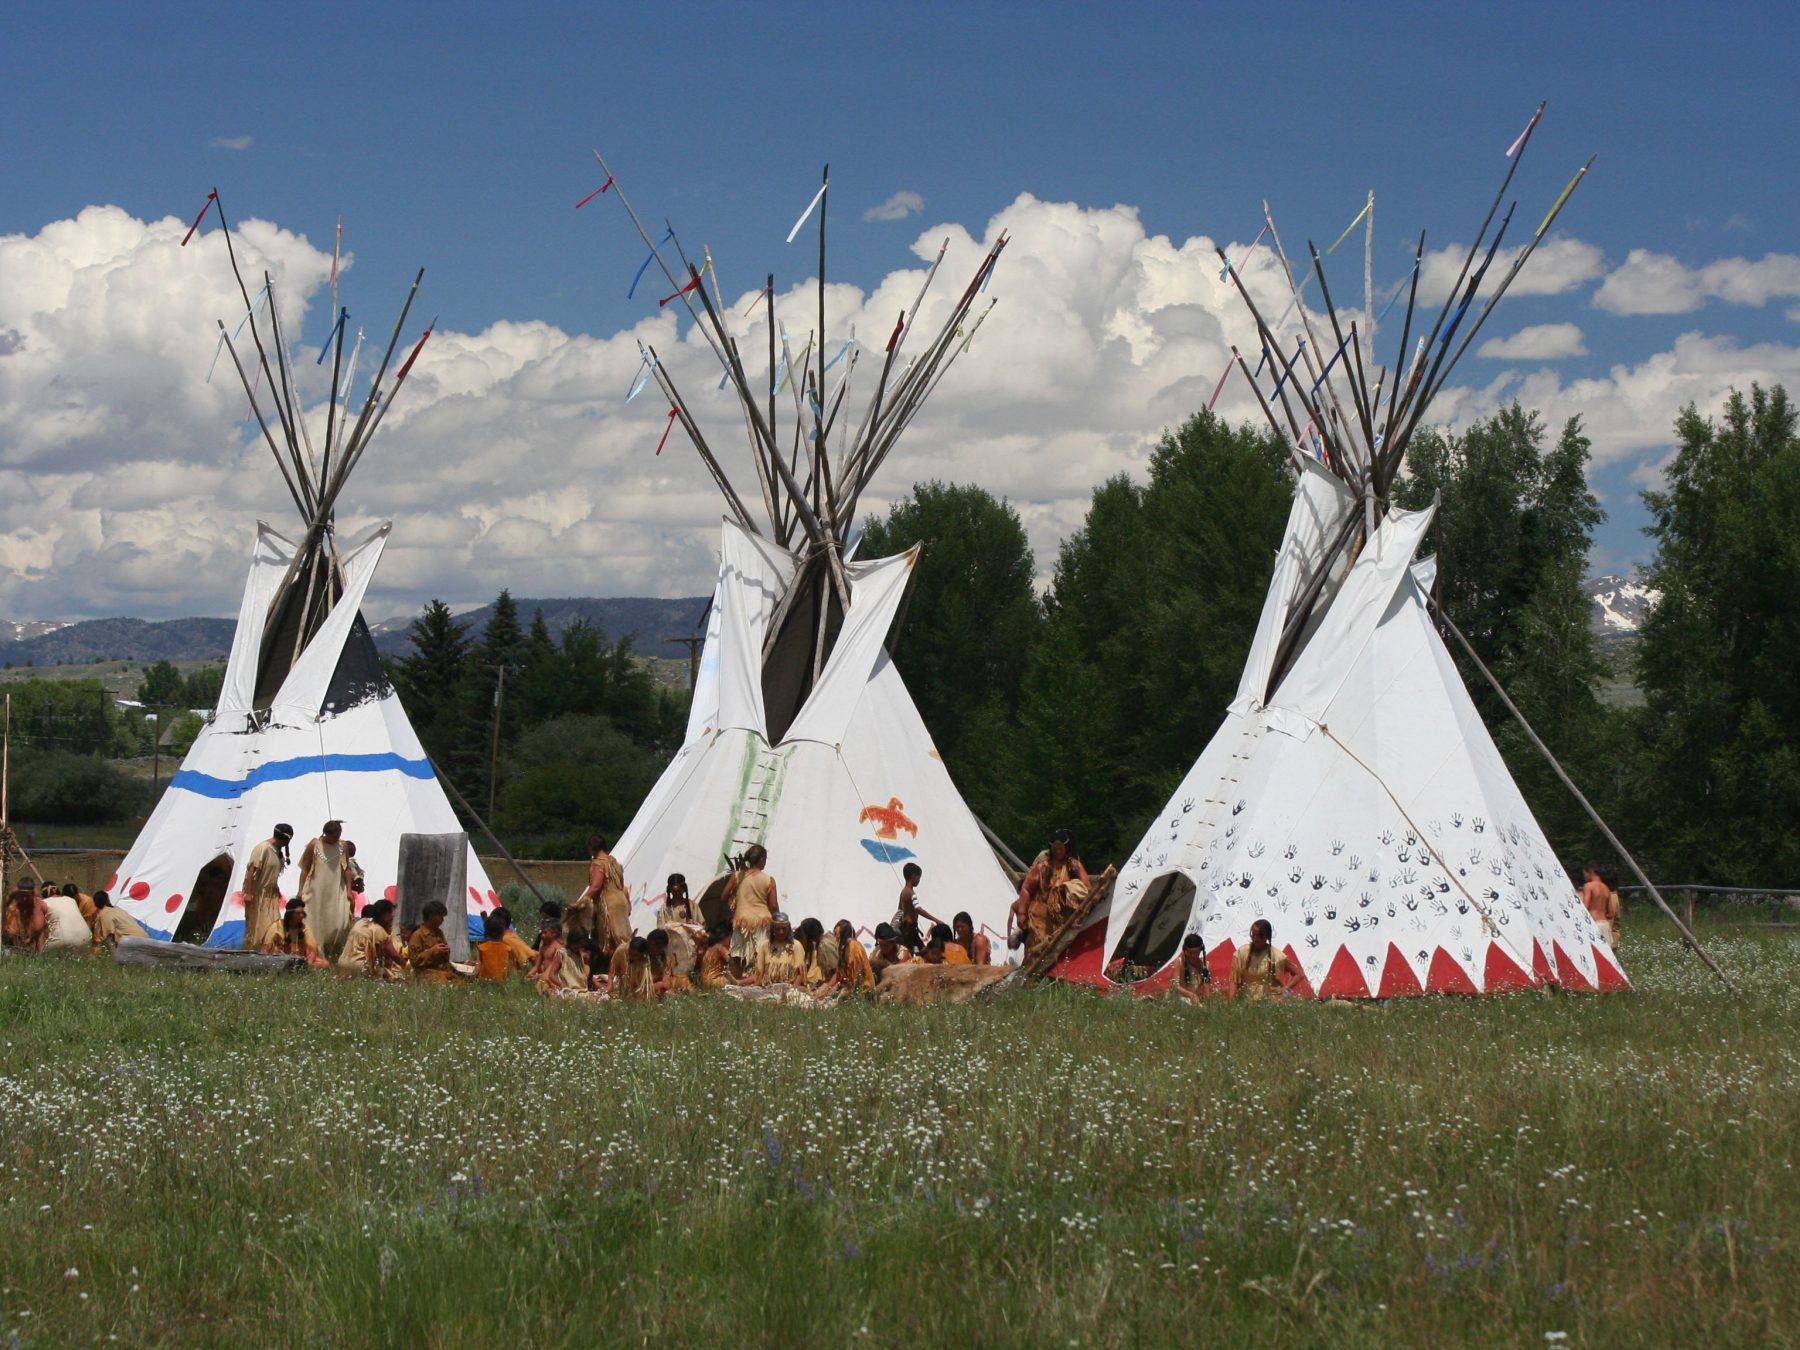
<box><xmin>487</xmin><ymin>665</ymin><xmax>508</xmax><ymax>823</ymax></box>
<box><xmin>665</xmin><ymin>636</ymin><xmax>704</xmax><ymax>691</ymax></box>
<box><xmin>2</xmin><ymin>693</ymin><xmax>11</xmax><ymax>898</ymax></box>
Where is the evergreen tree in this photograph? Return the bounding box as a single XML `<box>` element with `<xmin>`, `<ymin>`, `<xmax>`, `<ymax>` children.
<box><xmin>390</xmin><ymin>600</ymin><xmax>473</xmax><ymax>769</ymax></box>
<box><xmin>511</xmin><ymin>608</ymin><xmax>563</xmax><ymax>727</ymax></box>
<box><xmin>444</xmin><ymin>591</ymin><xmax>526</xmax><ymax>811</ymax></box>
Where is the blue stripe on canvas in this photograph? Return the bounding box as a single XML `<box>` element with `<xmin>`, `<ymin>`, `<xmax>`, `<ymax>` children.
<box><xmin>171</xmin><ymin>752</ymin><xmax>434</xmax><ymax>800</ymax></box>
<box><xmin>204</xmin><ymin>920</ymin><xmax>246</xmax><ymax>948</ymax></box>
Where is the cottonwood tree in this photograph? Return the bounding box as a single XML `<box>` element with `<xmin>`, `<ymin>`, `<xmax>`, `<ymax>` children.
<box><xmin>860</xmin><ymin>482</ymin><xmax>1042</xmax><ymax>827</ymax></box>
<box><xmin>1635</xmin><ymin>384</ymin><xmax>1800</xmax><ymax>883</ymax></box>
<box><xmin>1395</xmin><ymin>404</ymin><xmax>1613</xmax><ymax>858</ymax></box>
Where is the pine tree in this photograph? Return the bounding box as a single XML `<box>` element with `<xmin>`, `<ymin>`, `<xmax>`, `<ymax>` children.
<box><xmin>390</xmin><ymin>600</ymin><xmax>472</xmax><ymax>768</ymax></box>
<box><xmin>443</xmin><ymin>591</ymin><xmax>526</xmax><ymax>812</ymax></box>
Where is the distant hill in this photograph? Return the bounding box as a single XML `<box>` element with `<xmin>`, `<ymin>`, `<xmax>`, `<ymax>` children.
<box><xmin>0</xmin><ymin>616</ymin><xmax>236</xmax><ymax>667</ymax></box>
<box><xmin>0</xmin><ymin>600</ymin><xmax>712</xmax><ymax>668</ymax></box>
<box><xmin>1</xmin><ymin>618</ymin><xmax>72</xmax><ymax>645</ymax></box>
<box><xmin>370</xmin><ymin>596</ymin><xmax>712</xmax><ymax>657</ymax></box>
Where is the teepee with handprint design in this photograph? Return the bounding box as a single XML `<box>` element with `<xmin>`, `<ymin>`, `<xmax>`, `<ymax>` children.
<box><xmin>1054</xmin><ymin>106</ymin><xmax>1633</xmax><ymax>996</ymax></box>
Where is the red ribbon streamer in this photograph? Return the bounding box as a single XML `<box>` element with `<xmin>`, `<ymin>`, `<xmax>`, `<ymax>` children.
<box><xmin>575</xmin><ymin>176</ymin><xmax>615</xmax><ymax>209</ymax></box>
<box><xmin>181</xmin><ymin>191</ymin><xmax>217</xmax><ymax>247</ymax></box>
<box><xmin>1206</xmin><ymin>363</ymin><xmax>1231</xmax><ymax>411</ymax></box>
<box><xmin>395</xmin><ymin>327</ymin><xmax>434</xmax><ymax>384</ymax></box>
<box><xmin>658</xmin><ymin>276</ymin><xmax>702</xmax><ymax>307</ymax></box>
<box><xmin>656</xmin><ymin>406</ymin><xmax>678</xmax><ymax>455</ymax></box>
<box><xmin>885</xmin><ymin>313</ymin><xmax>905</xmax><ymax>353</ymax></box>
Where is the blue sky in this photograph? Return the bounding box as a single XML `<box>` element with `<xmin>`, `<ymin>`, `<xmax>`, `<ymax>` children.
<box><xmin>3</xmin><ymin>1</ymin><xmax>1797</xmax><ymax>615</ymax></box>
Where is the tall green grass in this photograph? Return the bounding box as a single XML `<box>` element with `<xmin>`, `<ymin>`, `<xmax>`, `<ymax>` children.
<box><xmin>0</xmin><ymin>930</ymin><xmax>1793</xmax><ymax>1347</ymax></box>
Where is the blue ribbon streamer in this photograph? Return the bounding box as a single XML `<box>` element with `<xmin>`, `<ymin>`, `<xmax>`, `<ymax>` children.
<box><xmin>629</xmin><ymin>228</ymin><xmax>675</xmax><ymax>300</ymax></box>
<box><xmin>205</xmin><ymin>281</ymin><xmax>270</xmax><ymax>383</ymax></box>
<box><xmin>1266</xmin><ymin>338</ymin><xmax>1307</xmax><ymax>402</ymax></box>
<box><xmin>316</xmin><ymin>307</ymin><xmax>348</xmax><ymax>366</ymax></box>
<box><xmin>625</xmin><ymin>353</ymin><xmax>657</xmax><ymax>403</ymax></box>
<box><xmin>1309</xmin><ymin>328</ymin><xmax>1356</xmax><ymax>399</ymax></box>
<box><xmin>822</xmin><ymin>338</ymin><xmax>856</xmax><ymax>374</ymax></box>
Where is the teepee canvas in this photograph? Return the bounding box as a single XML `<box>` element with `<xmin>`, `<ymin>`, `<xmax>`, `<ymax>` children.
<box><xmin>112</xmin><ymin>196</ymin><xmax>497</xmax><ymax>945</ymax></box>
<box><xmin>1054</xmin><ymin>106</ymin><xmax>1627</xmax><ymax>995</ymax></box>
<box><xmin>591</xmin><ymin>160</ymin><xmax>1017</xmax><ymax>942</ymax></box>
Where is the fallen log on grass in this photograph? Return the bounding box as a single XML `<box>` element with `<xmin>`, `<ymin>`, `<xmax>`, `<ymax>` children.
<box><xmin>113</xmin><ymin>937</ymin><xmax>305</xmax><ymax>974</ymax></box>
<box><xmin>877</xmin><ymin>963</ymin><xmax>1013</xmax><ymax>1005</ymax></box>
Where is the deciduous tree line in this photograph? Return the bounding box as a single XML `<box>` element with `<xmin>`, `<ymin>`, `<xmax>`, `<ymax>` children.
<box><xmin>863</xmin><ymin>387</ymin><xmax>1800</xmax><ymax>889</ymax></box>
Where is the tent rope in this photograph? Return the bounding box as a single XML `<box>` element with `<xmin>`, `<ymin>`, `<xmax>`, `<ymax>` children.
<box><xmin>316</xmin><ymin>722</ymin><xmax>333</xmax><ymax>818</ymax></box>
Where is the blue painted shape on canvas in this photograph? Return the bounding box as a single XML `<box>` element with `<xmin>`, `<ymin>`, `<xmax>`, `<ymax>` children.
<box><xmin>859</xmin><ymin>838</ymin><xmax>917</xmax><ymax>865</ymax></box>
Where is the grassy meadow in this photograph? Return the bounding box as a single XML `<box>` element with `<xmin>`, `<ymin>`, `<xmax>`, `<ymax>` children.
<box><xmin>0</xmin><ymin>927</ymin><xmax>1794</xmax><ymax>1347</ymax></box>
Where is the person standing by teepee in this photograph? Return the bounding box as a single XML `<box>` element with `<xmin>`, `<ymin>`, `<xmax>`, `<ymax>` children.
<box><xmin>1013</xmin><ymin>829</ymin><xmax>1090</xmax><ymax>962</ymax></box>
<box><xmin>723</xmin><ymin>845</ymin><xmax>778</xmax><ymax>976</ymax></box>
<box><xmin>242</xmin><ymin>823</ymin><xmax>292</xmax><ymax>950</ymax></box>
<box><xmin>1581</xmin><ymin>864</ymin><xmax>1622</xmax><ymax>949</ymax></box>
<box><xmin>298</xmin><ymin>820</ymin><xmax>354</xmax><ymax>959</ymax></box>
<box><xmin>571</xmin><ymin>833</ymin><xmax>631</xmax><ymax>958</ymax></box>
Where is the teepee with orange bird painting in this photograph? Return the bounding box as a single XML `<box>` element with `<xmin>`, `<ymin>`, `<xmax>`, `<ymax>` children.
<box><xmin>586</xmin><ymin>158</ymin><xmax>1018</xmax><ymax>946</ymax></box>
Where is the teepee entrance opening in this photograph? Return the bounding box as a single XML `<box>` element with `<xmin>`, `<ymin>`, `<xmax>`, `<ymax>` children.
<box><xmin>172</xmin><ymin>853</ymin><xmax>234</xmax><ymax>945</ymax></box>
<box><xmin>696</xmin><ymin>872</ymin><xmax>734</xmax><ymax>931</ymax></box>
<box><xmin>762</xmin><ymin>559</ymin><xmax>845</xmax><ymax>744</ymax></box>
<box><xmin>1108</xmin><ymin>871</ymin><xmax>1196</xmax><ymax>978</ymax></box>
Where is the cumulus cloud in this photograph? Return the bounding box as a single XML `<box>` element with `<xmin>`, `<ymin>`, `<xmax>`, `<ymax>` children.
<box><xmin>1593</xmin><ymin>249</ymin><xmax>1800</xmax><ymax>315</ymax></box>
<box><xmin>1418</xmin><ymin>331</ymin><xmax>1800</xmax><ymax>472</ymax></box>
<box><xmin>209</xmin><ymin>135</ymin><xmax>255</xmax><ymax>151</ymax></box>
<box><xmin>863</xmin><ymin>190</ymin><xmax>925</xmax><ymax>223</ymax></box>
<box><xmin>1477</xmin><ymin>323</ymin><xmax>1588</xmax><ymax>360</ymax></box>
<box><xmin>1417</xmin><ymin>236</ymin><xmax>1605</xmax><ymax>305</ymax></box>
<box><xmin>2</xmin><ymin>199</ymin><xmax>1794</xmax><ymax>622</ymax></box>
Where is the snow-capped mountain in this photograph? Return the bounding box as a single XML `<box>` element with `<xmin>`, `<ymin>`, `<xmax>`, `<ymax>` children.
<box><xmin>1586</xmin><ymin>574</ymin><xmax>1660</xmax><ymax>637</ymax></box>
<box><xmin>0</xmin><ymin>618</ymin><xmax>70</xmax><ymax>644</ymax></box>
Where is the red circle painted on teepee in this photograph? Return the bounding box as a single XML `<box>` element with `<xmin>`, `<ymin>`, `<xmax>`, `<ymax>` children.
<box><xmin>468</xmin><ymin>886</ymin><xmax>481</xmax><ymax>902</ymax></box>
<box><xmin>164</xmin><ymin>893</ymin><xmax>184</xmax><ymax>913</ymax></box>
<box><xmin>106</xmin><ymin>873</ymin><xmax>119</xmax><ymax>891</ymax></box>
<box><xmin>230</xmin><ymin>890</ymin><xmax>245</xmax><ymax>910</ymax></box>
<box><xmin>129</xmin><ymin>881</ymin><xmax>151</xmax><ymax>901</ymax></box>
<box><xmin>486</xmin><ymin>889</ymin><xmax>497</xmax><ymax>905</ymax></box>
<box><xmin>384</xmin><ymin>885</ymin><xmax>397</xmax><ymax>901</ymax></box>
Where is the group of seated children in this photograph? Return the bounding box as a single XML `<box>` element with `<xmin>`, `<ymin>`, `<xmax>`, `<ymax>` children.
<box><xmin>2</xmin><ymin>876</ymin><xmax>152</xmax><ymax>954</ymax></box>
